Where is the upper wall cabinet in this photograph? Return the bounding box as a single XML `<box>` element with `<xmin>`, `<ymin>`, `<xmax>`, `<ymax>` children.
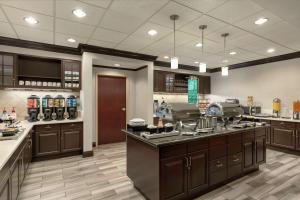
<box><xmin>62</xmin><ymin>60</ymin><xmax>81</xmax><ymax>89</ymax></box>
<box><xmin>0</xmin><ymin>52</ymin><xmax>16</xmax><ymax>88</ymax></box>
<box><xmin>153</xmin><ymin>70</ymin><xmax>211</xmax><ymax>94</ymax></box>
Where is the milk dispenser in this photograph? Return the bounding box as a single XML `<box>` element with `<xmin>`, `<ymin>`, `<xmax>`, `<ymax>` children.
<box><xmin>27</xmin><ymin>95</ymin><xmax>40</xmax><ymax>122</ymax></box>
<box><xmin>67</xmin><ymin>95</ymin><xmax>77</xmax><ymax>119</ymax></box>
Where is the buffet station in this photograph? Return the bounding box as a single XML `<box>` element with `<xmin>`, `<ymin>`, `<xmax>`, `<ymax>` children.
<box><xmin>123</xmin><ymin>100</ymin><xmax>267</xmax><ymax>200</ymax></box>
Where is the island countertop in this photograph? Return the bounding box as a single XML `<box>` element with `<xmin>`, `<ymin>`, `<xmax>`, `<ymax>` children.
<box><xmin>122</xmin><ymin>125</ymin><xmax>269</xmax><ymax>148</ymax></box>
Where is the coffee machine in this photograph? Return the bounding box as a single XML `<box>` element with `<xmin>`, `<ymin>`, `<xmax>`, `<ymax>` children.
<box><xmin>66</xmin><ymin>95</ymin><xmax>77</xmax><ymax>119</ymax></box>
<box><xmin>42</xmin><ymin>95</ymin><xmax>54</xmax><ymax>121</ymax></box>
<box><xmin>54</xmin><ymin>95</ymin><xmax>65</xmax><ymax>120</ymax></box>
<box><xmin>27</xmin><ymin>95</ymin><xmax>40</xmax><ymax>122</ymax></box>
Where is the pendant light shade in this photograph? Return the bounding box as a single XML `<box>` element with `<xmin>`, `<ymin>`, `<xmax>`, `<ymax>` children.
<box><xmin>199</xmin><ymin>62</ymin><xmax>206</xmax><ymax>73</ymax></box>
<box><xmin>170</xmin><ymin>14</ymin><xmax>179</xmax><ymax>69</ymax></box>
<box><xmin>199</xmin><ymin>25</ymin><xmax>207</xmax><ymax>73</ymax></box>
<box><xmin>171</xmin><ymin>57</ymin><xmax>178</xmax><ymax>69</ymax></box>
<box><xmin>221</xmin><ymin>33</ymin><xmax>229</xmax><ymax>76</ymax></box>
<box><xmin>221</xmin><ymin>66</ymin><xmax>228</xmax><ymax>76</ymax></box>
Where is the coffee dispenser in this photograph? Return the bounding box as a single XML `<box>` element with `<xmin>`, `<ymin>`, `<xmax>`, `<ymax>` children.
<box><xmin>27</xmin><ymin>95</ymin><xmax>40</xmax><ymax>122</ymax></box>
<box><xmin>272</xmin><ymin>98</ymin><xmax>281</xmax><ymax>118</ymax></box>
<box><xmin>54</xmin><ymin>95</ymin><xmax>65</xmax><ymax>120</ymax></box>
<box><xmin>67</xmin><ymin>95</ymin><xmax>77</xmax><ymax>119</ymax></box>
<box><xmin>42</xmin><ymin>95</ymin><xmax>54</xmax><ymax>121</ymax></box>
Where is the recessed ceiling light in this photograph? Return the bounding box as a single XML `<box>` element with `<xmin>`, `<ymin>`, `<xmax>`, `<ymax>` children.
<box><xmin>229</xmin><ymin>51</ymin><xmax>237</xmax><ymax>55</ymax></box>
<box><xmin>67</xmin><ymin>38</ymin><xmax>76</xmax><ymax>43</ymax></box>
<box><xmin>148</xmin><ymin>29</ymin><xmax>158</xmax><ymax>36</ymax></box>
<box><xmin>195</xmin><ymin>42</ymin><xmax>202</xmax><ymax>47</ymax></box>
<box><xmin>24</xmin><ymin>17</ymin><xmax>38</xmax><ymax>24</ymax></box>
<box><xmin>194</xmin><ymin>61</ymin><xmax>199</xmax><ymax>64</ymax></box>
<box><xmin>114</xmin><ymin>63</ymin><xmax>120</xmax><ymax>67</ymax></box>
<box><xmin>267</xmin><ymin>48</ymin><xmax>275</xmax><ymax>53</ymax></box>
<box><xmin>255</xmin><ymin>17</ymin><xmax>268</xmax><ymax>25</ymax></box>
<box><xmin>163</xmin><ymin>56</ymin><xmax>169</xmax><ymax>59</ymax></box>
<box><xmin>73</xmin><ymin>9</ymin><xmax>87</xmax><ymax>18</ymax></box>
<box><xmin>222</xmin><ymin>59</ymin><xmax>228</xmax><ymax>63</ymax></box>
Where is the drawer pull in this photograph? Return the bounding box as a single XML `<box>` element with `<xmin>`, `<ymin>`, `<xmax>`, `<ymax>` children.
<box><xmin>233</xmin><ymin>158</ymin><xmax>240</xmax><ymax>162</ymax></box>
<box><xmin>45</xmin><ymin>125</ymin><xmax>51</xmax><ymax>128</ymax></box>
<box><xmin>216</xmin><ymin>163</ymin><xmax>223</xmax><ymax>168</ymax></box>
<box><xmin>71</xmin><ymin>124</ymin><xmax>75</xmax><ymax>126</ymax></box>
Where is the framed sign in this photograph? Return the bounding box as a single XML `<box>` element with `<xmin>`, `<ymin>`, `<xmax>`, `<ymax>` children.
<box><xmin>188</xmin><ymin>78</ymin><xmax>198</xmax><ymax>104</ymax></box>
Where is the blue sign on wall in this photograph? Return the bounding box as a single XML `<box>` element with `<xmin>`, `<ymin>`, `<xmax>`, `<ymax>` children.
<box><xmin>188</xmin><ymin>79</ymin><xmax>198</xmax><ymax>104</ymax></box>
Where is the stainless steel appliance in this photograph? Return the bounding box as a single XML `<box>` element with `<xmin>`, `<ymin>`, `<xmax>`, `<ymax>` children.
<box><xmin>242</xmin><ymin>106</ymin><xmax>261</xmax><ymax>115</ymax></box>
<box><xmin>54</xmin><ymin>95</ymin><xmax>65</xmax><ymax>120</ymax></box>
<box><xmin>42</xmin><ymin>95</ymin><xmax>54</xmax><ymax>121</ymax></box>
<box><xmin>67</xmin><ymin>95</ymin><xmax>77</xmax><ymax>119</ymax></box>
<box><xmin>27</xmin><ymin>95</ymin><xmax>40</xmax><ymax>122</ymax></box>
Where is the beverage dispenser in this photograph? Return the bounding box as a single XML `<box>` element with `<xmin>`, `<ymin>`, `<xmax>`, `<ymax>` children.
<box><xmin>272</xmin><ymin>98</ymin><xmax>281</xmax><ymax>118</ymax></box>
<box><xmin>42</xmin><ymin>95</ymin><xmax>54</xmax><ymax>121</ymax></box>
<box><xmin>27</xmin><ymin>95</ymin><xmax>40</xmax><ymax>122</ymax></box>
<box><xmin>67</xmin><ymin>95</ymin><xmax>77</xmax><ymax>119</ymax></box>
<box><xmin>54</xmin><ymin>95</ymin><xmax>65</xmax><ymax>120</ymax></box>
<box><xmin>293</xmin><ymin>101</ymin><xmax>300</xmax><ymax>120</ymax></box>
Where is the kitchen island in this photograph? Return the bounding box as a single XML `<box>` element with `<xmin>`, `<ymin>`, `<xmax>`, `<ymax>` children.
<box><xmin>123</xmin><ymin>126</ymin><xmax>267</xmax><ymax>200</ymax></box>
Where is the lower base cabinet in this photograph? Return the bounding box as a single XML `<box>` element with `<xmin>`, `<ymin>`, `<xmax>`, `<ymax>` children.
<box><xmin>0</xmin><ymin>175</ymin><xmax>10</xmax><ymax>200</ymax></box>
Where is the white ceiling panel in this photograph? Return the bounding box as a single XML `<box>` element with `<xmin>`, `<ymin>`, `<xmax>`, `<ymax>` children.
<box><xmin>131</xmin><ymin>22</ymin><xmax>172</xmax><ymax>41</ymax></box>
<box><xmin>0</xmin><ymin>8</ymin><xmax>7</xmax><ymax>22</ymax></box>
<box><xmin>55</xmin><ymin>18</ymin><xmax>95</xmax><ymax>37</ymax></box>
<box><xmin>91</xmin><ymin>27</ymin><xmax>128</xmax><ymax>43</ymax></box>
<box><xmin>150</xmin><ymin>1</ymin><xmax>201</xmax><ymax>29</ymax></box>
<box><xmin>3</xmin><ymin>6</ymin><xmax>54</xmax><ymax>31</ymax></box>
<box><xmin>55</xmin><ymin>33</ymin><xmax>88</xmax><ymax>48</ymax></box>
<box><xmin>14</xmin><ymin>25</ymin><xmax>53</xmax><ymax>44</ymax></box>
<box><xmin>208</xmin><ymin>0</ymin><xmax>263</xmax><ymax>24</ymax></box>
<box><xmin>100</xmin><ymin>10</ymin><xmax>144</xmax><ymax>34</ymax></box>
<box><xmin>224</xmin><ymin>47</ymin><xmax>264</xmax><ymax>61</ymax></box>
<box><xmin>0</xmin><ymin>0</ymin><xmax>54</xmax><ymax>16</ymax></box>
<box><xmin>116</xmin><ymin>35</ymin><xmax>153</xmax><ymax>52</ymax></box>
<box><xmin>56</xmin><ymin>0</ymin><xmax>105</xmax><ymax>26</ymax></box>
<box><xmin>174</xmin><ymin>0</ymin><xmax>228</xmax><ymax>13</ymax></box>
<box><xmin>87</xmin><ymin>39</ymin><xmax>117</xmax><ymax>48</ymax></box>
<box><xmin>0</xmin><ymin>21</ymin><xmax>16</xmax><ymax>37</ymax></box>
<box><xmin>79</xmin><ymin>0</ymin><xmax>113</xmax><ymax>8</ymax></box>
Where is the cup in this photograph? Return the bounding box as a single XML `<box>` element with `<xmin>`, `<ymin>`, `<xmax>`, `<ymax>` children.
<box><xmin>37</xmin><ymin>81</ymin><xmax>42</xmax><ymax>86</ymax></box>
<box><xmin>19</xmin><ymin>80</ymin><xmax>24</xmax><ymax>85</ymax></box>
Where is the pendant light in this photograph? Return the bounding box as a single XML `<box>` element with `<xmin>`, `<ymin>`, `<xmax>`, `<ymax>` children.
<box><xmin>170</xmin><ymin>14</ymin><xmax>179</xmax><ymax>69</ymax></box>
<box><xmin>221</xmin><ymin>33</ymin><xmax>229</xmax><ymax>76</ymax></box>
<box><xmin>199</xmin><ymin>25</ymin><xmax>207</xmax><ymax>73</ymax></box>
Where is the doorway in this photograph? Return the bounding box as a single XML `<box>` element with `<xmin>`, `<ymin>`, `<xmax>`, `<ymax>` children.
<box><xmin>97</xmin><ymin>75</ymin><xmax>126</xmax><ymax>145</ymax></box>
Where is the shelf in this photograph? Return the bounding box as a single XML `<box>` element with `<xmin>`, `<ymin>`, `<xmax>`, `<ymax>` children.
<box><xmin>17</xmin><ymin>75</ymin><xmax>61</xmax><ymax>80</ymax></box>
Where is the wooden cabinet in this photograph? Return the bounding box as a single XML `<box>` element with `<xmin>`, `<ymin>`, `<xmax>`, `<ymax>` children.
<box><xmin>256</xmin><ymin>136</ymin><xmax>266</xmax><ymax>164</ymax></box>
<box><xmin>198</xmin><ymin>76</ymin><xmax>211</xmax><ymax>94</ymax></box>
<box><xmin>33</xmin><ymin>123</ymin><xmax>83</xmax><ymax>160</ymax></box>
<box><xmin>0</xmin><ymin>53</ymin><xmax>16</xmax><ymax>88</ymax></box>
<box><xmin>160</xmin><ymin>155</ymin><xmax>188</xmax><ymax>200</ymax></box>
<box><xmin>243</xmin><ymin>131</ymin><xmax>255</xmax><ymax>171</ymax></box>
<box><xmin>62</xmin><ymin>60</ymin><xmax>81</xmax><ymax>90</ymax></box>
<box><xmin>154</xmin><ymin>70</ymin><xmax>167</xmax><ymax>92</ymax></box>
<box><xmin>10</xmin><ymin>159</ymin><xmax>19</xmax><ymax>200</ymax></box>
<box><xmin>271</xmin><ymin>128</ymin><xmax>295</xmax><ymax>149</ymax></box>
<box><xmin>0</xmin><ymin>174</ymin><xmax>10</xmax><ymax>200</ymax></box>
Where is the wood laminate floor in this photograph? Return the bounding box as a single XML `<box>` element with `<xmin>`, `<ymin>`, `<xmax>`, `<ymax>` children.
<box><xmin>19</xmin><ymin>143</ymin><xmax>300</xmax><ymax>200</ymax></box>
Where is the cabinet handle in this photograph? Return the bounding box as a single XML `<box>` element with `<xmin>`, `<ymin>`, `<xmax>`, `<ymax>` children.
<box><xmin>233</xmin><ymin>158</ymin><xmax>240</xmax><ymax>162</ymax></box>
<box><xmin>45</xmin><ymin>125</ymin><xmax>51</xmax><ymax>129</ymax></box>
<box><xmin>216</xmin><ymin>163</ymin><xmax>223</xmax><ymax>168</ymax></box>
<box><xmin>185</xmin><ymin>157</ymin><xmax>189</xmax><ymax>168</ymax></box>
<box><xmin>189</xmin><ymin>156</ymin><xmax>192</xmax><ymax>167</ymax></box>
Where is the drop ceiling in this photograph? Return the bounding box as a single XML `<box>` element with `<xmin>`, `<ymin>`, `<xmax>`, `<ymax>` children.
<box><xmin>0</xmin><ymin>0</ymin><xmax>299</xmax><ymax>69</ymax></box>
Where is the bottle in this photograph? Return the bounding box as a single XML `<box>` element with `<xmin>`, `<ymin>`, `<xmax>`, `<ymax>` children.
<box><xmin>11</xmin><ymin>107</ymin><xmax>17</xmax><ymax>121</ymax></box>
<box><xmin>1</xmin><ymin>108</ymin><xmax>8</xmax><ymax>121</ymax></box>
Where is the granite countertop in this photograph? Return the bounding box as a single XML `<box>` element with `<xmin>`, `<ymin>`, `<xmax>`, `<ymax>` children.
<box><xmin>243</xmin><ymin>115</ymin><xmax>300</xmax><ymax>123</ymax></box>
<box><xmin>123</xmin><ymin>125</ymin><xmax>268</xmax><ymax>148</ymax></box>
<box><xmin>0</xmin><ymin>118</ymin><xmax>83</xmax><ymax>171</ymax></box>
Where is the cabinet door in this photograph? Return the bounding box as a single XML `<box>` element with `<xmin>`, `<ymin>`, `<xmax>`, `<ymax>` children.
<box><xmin>256</xmin><ymin>136</ymin><xmax>266</xmax><ymax>164</ymax></box>
<box><xmin>10</xmin><ymin>160</ymin><xmax>19</xmax><ymax>200</ymax></box>
<box><xmin>154</xmin><ymin>70</ymin><xmax>166</xmax><ymax>92</ymax></box>
<box><xmin>243</xmin><ymin>141</ymin><xmax>255</xmax><ymax>171</ymax></box>
<box><xmin>34</xmin><ymin>130</ymin><xmax>60</xmax><ymax>156</ymax></box>
<box><xmin>0</xmin><ymin>175</ymin><xmax>10</xmax><ymax>200</ymax></box>
<box><xmin>271</xmin><ymin>128</ymin><xmax>295</xmax><ymax>149</ymax></box>
<box><xmin>24</xmin><ymin>137</ymin><xmax>32</xmax><ymax>172</ymax></box>
<box><xmin>0</xmin><ymin>54</ymin><xmax>16</xmax><ymax>88</ymax></box>
<box><xmin>160</xmin><ymin>156</ymin><xmax>188</xmax><ymax>200</ymax></box>
<box><xmin>266</xmin><ymin>127</ymin><xmax>271</xmax><ymax>144</ymax></box>
<box><xmin>61</xmin><ymin>129</ymin><xmax>82</xmax><ymax>153</ymax></box>
<box><xmin>295</xmin><ymin>131</ymin><xmax>300</xmax><ymax>151</ymax></box>
<box><xmin>188</xmin><ymin>150</ymin><xmax>208</xmax><ymax>196</ymax></box>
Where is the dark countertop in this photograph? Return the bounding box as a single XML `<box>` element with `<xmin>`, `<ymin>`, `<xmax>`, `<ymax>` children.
<box><xmin>122</xmin><ymin>125</ymin><xmax>269</xmax><ymax>148</ymax></box>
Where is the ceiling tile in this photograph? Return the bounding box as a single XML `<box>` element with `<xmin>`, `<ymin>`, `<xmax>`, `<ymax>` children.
<box><xmin>14</xmin><ymin>24</ymin><xmax>53</xmax><ymax>44</ymax></box>
<box><xmin>174</xmin><ymin>0</ymin><xmax>228</xmax><ymax>13</ymax></box>
<box><xmin>131</xmin><ymin>22</ymin><xmax>172</xmax><ymax>41</ymax></box>
<box><xmin>116</xmin><ymin>35</ymin><xmax>153</xmax><ymax>52</ymax></box>
<box><xmin>0</xmin><ymin>0</ymin><xmax>54</xmax><ymax>16</ymax></box>
<box><xmin>0</xmin><ymin>8</ymin><xmax>7</xmax><ymax>22</ymax></box>
<box><xmin>87</xmin><ymin>39</ymin><xmax>117</xmax><ymax>48</ymax></box>
<box><xmin>79</xmin><ymin>0</ymin><xmax>112</xmax><ymax>8</ymax></box>
<box><xmin>208</xmin><ymin>0</ymin><xmax>263</xmax><ymax>23</ymax></box>
<box><xmin>100</xmin><ymin>10</ymin><xmax>144</xmax><ymax>34</ymax></box>
<box><xmin>224</xmin><ymin>47</ymin><xmax>265</xmax><ymax>61</ymax></box>
<box><xmin>150</xmin><ymin>1</ymin><xmax>201</xmax><ymax>29</ymax></box>
<box><xmin>3</xmin><ymin>6</ymin><xmax>54</xmax><ymax>31</ymax></box>
<box><xmin>0</xmin><ymin>21</ymin><xmax>16</xmax><ymax>37</ymax></box>
<box><xmin>56</xmin><ymin>0</ymin><xmax>105</xmax><ymax>26</ymax></box>
<box><xmin>91</xmin><ymin>27</ymin><xmax>128</xmax><ymax>43</ymax></box>
<box><xmin>55</xmin><ymin>18</ymin><xmax>95</xmax><ymax>37</ymax></box>
<box><xmin>54</xmin><ymin>33</ymin><xmax>87</xmax><ymax>48</ymax></box>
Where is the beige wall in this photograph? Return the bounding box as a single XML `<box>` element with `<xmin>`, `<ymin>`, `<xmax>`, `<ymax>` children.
<box><xmin>211</xmin><ymin>58</ymin><xmax>300</xmax><ymax>115</ymax></box>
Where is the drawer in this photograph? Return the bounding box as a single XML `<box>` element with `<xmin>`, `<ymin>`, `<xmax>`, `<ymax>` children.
<box><xmin>228</xmin><ymin>133</ymin><xmax>242</xmax><ymax>142</ymax></box>
<box><xmin>255</xmin><ymin>127</ymin><xmax>267</xmax><ymax>137</ymax></box>
<box><xmin>260</xmin><ymin>119</ymin><xmax>271</xmax><ymax>124</ymax></box>
<box><xmin>209</xmin><ymin>168</ymin><xmax>227</xmax><ymax>186</ymax></box>
<box><xmin>228</xmin><ymin>152</ymin><xmax>242</xmax><ymax>166</ymax></box>
<box><xmin>209</xmin><ymin>145</ymin><xmax>227</xmax><ymax>160</ymax></box>
<box><xmin>209</xmin><ymin>135</ymin><xmax>227</xmax><ymax>147</ymax></box>
<box><xmin>187</xmin><ymin>139</ymin><xmax>208</xmax><ymax>153</ymax></box>
<box><xmin>296</xmin><ymin>123</ymin><xmax>300</xmax><ymax>130</ymax></box>
<box><xmin>228</xmin><ymin>141</ymin><xmax>242</xmax><ymax>155</ymax></box>
<box><xmin>61</xmin><ymin>122</ymin><xmax>83</xmax><ymax>131</ymax></box>
<box><xmin>271</xmin><ymin>120</ymin><xmax>295</xmax><ymax>129</ymax></box>
<box><xmin>160</xmin><ymin>144</ymin><xmax>186</xmax><ymax>159</ymax></box>
<box><xmin>228</xmin><ymin>164</ymin><xmax>242</xmax><ymax>179</ymax></box>
<box><xmin>210</xmin><ymin>157</ymin><xmax>227</xmax><ymax>172</ymax></box>
<box><xmin>35</xmin><ymin>124</ymin><xmax>60</xmax><ymax>132</ymax></box>
<box><xmin>243</xmin><ymin>131</ymin><xmax>255</xmax><ymax>142</ymax></box>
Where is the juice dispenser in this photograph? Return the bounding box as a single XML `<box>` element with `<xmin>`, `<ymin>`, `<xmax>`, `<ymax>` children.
<box><xmin>42</xmin><ymin>95</ymin><xmax>53</xmax><ymax>121</ymax></box>
<box><xmin>293</xmin><ymin>101</ymin><xmax>300</xmax><ymax>120</ymax></box>
<box><xmin>54</xmin><ymin>95</ymin><xmax>65</xmax><ymax>120</ymax></box>
<box><xmin>272</xmin><ymin>98</ymin><xmax>281</xmax><ymax>118</ymax></box>
<box><xmin>67</xmin><ymin>95</ymin><xmax>77</xmax><ymax>119</ymax></box>
<box><xmin>27</xmin><ymin>95</ymin><xmax>40</xmax><ymax>122</ymax></box>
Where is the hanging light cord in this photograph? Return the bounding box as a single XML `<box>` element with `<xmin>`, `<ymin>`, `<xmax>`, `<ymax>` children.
<box><xmin>201</xmin><ymin>28</ymin><xmax>204</xmax><ymax>56</ymax></box>
<box><xmin>173</xmin><ymin>18</ymin><xmax>175</xmax><ymax>57</ymax></box>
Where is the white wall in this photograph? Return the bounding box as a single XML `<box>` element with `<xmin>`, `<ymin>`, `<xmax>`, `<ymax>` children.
<box><xmin>211</xmin><ymin>58</ymin><xmax>300</xmax><ymax>115</ymax></box>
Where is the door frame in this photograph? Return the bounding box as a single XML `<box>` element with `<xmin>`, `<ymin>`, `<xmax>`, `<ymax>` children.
<box><xmin>96</xmin><ymin>74</ymin><xmax>128</xmax><ymax>146</ymax></box>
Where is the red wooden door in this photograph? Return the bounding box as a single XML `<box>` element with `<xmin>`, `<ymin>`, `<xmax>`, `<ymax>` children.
<box><xmin>98</xmin><ymin>76</ymin><xmax>126</xmax><ymax>144</ymax></box>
